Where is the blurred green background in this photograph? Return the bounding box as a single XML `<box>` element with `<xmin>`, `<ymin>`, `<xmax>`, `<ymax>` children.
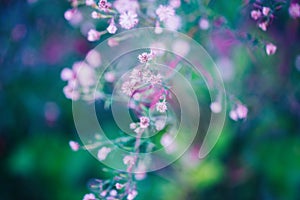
<box><xmin>1</xmin><ymin>0</ymin><xmax>300</xmax><ymax>199</ymax></box>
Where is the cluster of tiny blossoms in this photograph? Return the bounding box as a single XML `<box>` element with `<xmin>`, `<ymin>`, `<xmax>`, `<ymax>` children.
<box><xmin>64</xmin><ymin>0</ymin><xmax>182</xmax><ymax>42</ymax></box>
<box><xmin>67</xmin><ymin>50</ymin><xmax>173</xmax><ymax>200</ymax></box>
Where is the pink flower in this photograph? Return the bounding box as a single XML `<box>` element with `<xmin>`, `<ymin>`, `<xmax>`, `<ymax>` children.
<box><xmin>229</xmin><ymin>104</ymin><xmax>248</xmax><ymax>121</ymax></box>
<box><xmin>139</xmin><ymin>116</ymin><xmax>150</xmax><ymax>128</ymax></box>
<box><xmin>85</xmin><ymin>0</ymin><xmax>94</xmax><ymax>6</ymax></box>
<box><xmin>119</xmin><ymin>11</ymin><xmax>139</xmax><ymax>29</ymax></box>
<box><xmin>108</xmin><ymin>38</ymin><xmax>119</xmax><ymax>47</ymax></box>
<box><xmin>91</xmin><ymin>11</ymin><xmax>99</xmax><ymax>19</ymax></box>
<box><xmin>156</xmin><ymin>101</ymin><xmax>167</xmax><ymax>113</ymax></box>
<box><xmin>113</xmin><ymin>0</ymin><xmax>139</xmax><ymax>13</ymax></box>
<box><xmin>123</xmin><ymin>155</ymin><xmax>135</xmax><ymax>165</ymax></box>
<box><xmin>129</xmin><ymin>123</ymin><xmax>137</xmax><ymax>129</ymax></box>
<box><xmin>87</xmin><ymin>29</ymin><xmax>102</xmax><ymax>41</ymax></box>
<box><xmin>229</xmin><ymin>110</ymin><xmax>238</xmax><ymax>121</ymax></box>
<box><xmin>169</xmin><ymin>0</ymin><xmax>181</xmax><ymax>8</ymax></box>
<box><xmin>121</xmin><ymin>81</ymin><xmax>136</xmax><ymax>96</ymax></box>
<box><xmin>115</xmin><ymin>183</ymin><xmax>124</xmax><ymax>189</ymax></box>
<box><xmin>98</xmin><ymin>0</ymin><xmax>111</xmax><ymax>12</ymax></box>
<box><xmin>127</xmin><ymin>190</ymin><xmax>138</xmax><ymax>200</ymax></box>
<box><xmin>83</xmin><ymin>193</ymin><xmax>96</xmax><ymax>200</ymax></box>
<box><xmin>262</xmin><ymin>7</ymin><xmax>271</xmax><ymax>16</ymax></box>
<box><xmin>258</xmin><ymin>21</ymin><xmax>268</xmax><ymax>31</ymax></box>
<box><xmin>289</xmin><ymin>3</ymin><xmax>300</xmax><ymax>19</ymax></box>
<box><xmin>156</xmin><ymin>5</ymin><xmax>175</xmax><ymax>22</ymax></box>
<box><xmin>97</xmin><ymin>147</ymin><xmax>111</xmax><ymax>161</ymax></box>
<box><xmin>107</xmin><ymin>18</ymin><xmax>117</xmax><ymax>34</ymax></box>
<box><xmin>250</xmin><ymin>10</ymin><xmax>261</xmax><ymax>20</ymax></box>
<box><xmin>266</xmin><ymin>43</ymin><xmax>277</xmax><ymax>55</ymax></box>
<box><xmin>64</xmin><ymin>9</ymin><xmax>76</xmax><ymax>21</ymax></box>
<box><xmin>199</xmin><ymin>18</ymin><xmax>210</xmax><ymax>30</ymax></box>
<box><xmin>69</xmin><ymin>141</ymin><xmax>80</xmax><ymax>151</ymax></box>
<box><xmin>61</xmin><ymin>68</ymin><xmax>74</xmax><ymax>81</ymax></box>
<box><xmin>164</xmin><ymin>15</ymin><xmax>181</xmax><ymax>31</ymax></box>
<box><xmin>236</xmin><ymin>104</ymin><xmax>248</xmax><ymax>119</ymax></box>
<box><xmin>63</xmin><ymin>85</ymin><xmax>80</xmax><ymax>100</ymax></box>
<box><xmin>210</xmin><ymin>101</ymin><xmax>222</xmax><ymax>113</ymax></box>
<box><xmin>104</xmin><ymin>72</ymin><xmax>115</xmax><ymax>82</ymax></box>
<box><xmin>138</xmin><ymin>52</ymin><xmax>152</xmax><ymax>63</ymax></box>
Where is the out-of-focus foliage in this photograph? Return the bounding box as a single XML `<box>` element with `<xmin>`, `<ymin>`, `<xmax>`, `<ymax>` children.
<box><xmin>1</xmin><ymin>0</ymin><xmax>300</xmax><ymax>199</ymax></box>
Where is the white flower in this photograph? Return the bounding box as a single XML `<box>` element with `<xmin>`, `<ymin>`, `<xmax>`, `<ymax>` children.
<box><xmin>83</xmin><ymin>193</ymin><xmax>96</xmax><ymax>200</ymax></box>
<box><xmin>121</xmin><ymin>81</ymin><xmax>136</xmax><ymax>96</ymax></box>
<box><xmin>266</xmin><ymin>43</ymin><xmax>277</xmax><ymax>55</ymax></box>
<box><xmin>156</xmin><ymin>5</ymin><xmax>175</xmax><ymax>22</ymax></box>
<box><xmin>119</xmin><ymin>11</ymin><xmax>139</xmax><ymax>30</ymax></box>
<box><xmin>127</xmin><ymin>190</ymin><xmax>138</xmax><ymax>200</ymax></box>
<box><xmin>262</xmin><ymin>7</ymin><xmax>271</xmax><ymax>16</ymax></box>
<box><xmin>107</xmin><ymin>18</ymin><xmax>118</xmax><ymax>34</ymax></box>
<box><xmin>156</xmin><ymin>101</ymin><xmax>167</xmax><ymax>113</ymax></box>
<box><xmin>129</xmin><ymin>123</ymin><xmax>137</xmax><ymax>129</ymax></box>
<box><xmin>85</xmin><ymin>0</ymin><xmax>94</xmax><ymax>6</ymax></box>
<box><xmin>97</xmin><ymin>147</ymin><xmax>112</xmax><ymax>161</ymax></box>
<box><xmin>210</xmin><ymin>101</ymin><xmax>222</xmax><ymax>113</ymax></box>
<box><xmin>69</xmin><ymin>141</ymin><xmax>80</xmax><ymax>151</ymax></box>
<box><xmin>87</xmin><ymin>29</ymin><xmax>102</xmax><ymax>41</ymax></box>
<box><xmin>123</xmin><ymin>155</ymin><xmax>135</xmax><ymax>165</ymax></box>
<box><xmin>139</xmin><ymin>116</ymin><xmax>150</xmax><ymax>128</ymax></box>
<box><xmin>138</xmin><ymin>52</ymin><xmax>152</xmax><ymax>63</ymax></box>
<box><xmin>289</xmin><ymin>3</ymin><xmax>300</xmax><ymax>19</ymax></box>
<box><xmin>250</xmin><ymin>10</ymin><xmax>262</xmax><ymax>20</ymax></box>
<box><xmin>199</xmin><ymin>18</ymin><xmax>210</xmax><ymax>30</ymax></box>
<box><xmin>113</xmin><ymin>0</ymin><xmax>139</xmax><ymax>13</ymax></box>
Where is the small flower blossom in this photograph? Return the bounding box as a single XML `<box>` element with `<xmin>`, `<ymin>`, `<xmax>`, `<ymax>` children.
<box><xmin>236</xmin><ymin>104</ymin><xmax>248</xmax><ymax>119</ymax></box>
<box><xmin>127</xmin><ymin>190</ymin><xmax>138</xmax><ymax>200</ymax></box>
<box><xmin>64</xmin><ymin>9</ymin><xmax>76</xmax><ymax>21</ymax></box>
<box><xmin>250</xmin><ymin>10</ymin><xmax>261</xmax><ymax>20</ymax></box>
<box><xmin>266</xmin><ymin>43</ymin><xmax>277</xmax><ymax>55</ymax></box>
<box><xmin>210</xmin><ymin>101</ymin><xmax>222</xmax><ymax>113</ymax></box>
<box><xmin>98</xmin><ymin>0</ymin><xmax>111</xmax><ymax>12</ymax></box>
<box><xmin>148</xmin><ymin>74</ymin><xmax>162</xmax><ymax>85</ymax></box>
<box><xmin>258</xmin><ymin>21</ymin><xmax>268</xmax><ymax>31</ymax></box>
<box><xmin>129</xmin><ymin>122</ymin><xmax>137</xmax><ymax>129</ymax></box>
<box><xmin>199</xmin><ymin>18</ymin><xmax>210</xmax><ymax>30</ymax></box>
<box><xmin>164</xmin><ymin>15</ymin><xmax>181</xmax><ymax>31</ymax></box>
<box><xmin>107</xmin><ymin>18</ymin><xmax>117</xmax><ymax>34</ymax></box>
<box><xmin>289</xmin><ymin>3</ymin><xmax>300</xmax><ymax>19</ymax></box>
<box><xmin>119</xmin><ymin>11</ymin><xmax>139</xmax><ymax>30</ymax></box>
<box><xmin>262</xmin><ymin>7</ymin><xmax>271</xmax><ymax>16</ymax></box>
<box><xmin>61</xmin><ymin>68</ymin><xmax>74</xmax><ymax>81</ymax></box>
<box><xmin>121</xmin><ymin>81</ymin><xmax>136</xmax><ymax>96</ymax></box>
<box><xmin>138</xmin><ymin>52</ymin><xmax>152</xmax><ymax>63</ymax></box>
<box><xmin>104</xmin><ymin>72</ymin><xmax>115</xmax><ymax>82</ymax></box>
<box><xmin>156</xmin><ymin>5</ymin><xmax>175</xmax><ymax>22</ymax></box>
<box><xmin>108</xmin><ymin>38</ymin><xmax>119</xmax><ymax>47</ymax></box>
<box><xmin>63</xmin><ymin>85</ymin><xmax>80</xmax><ymax>100</ymax></box>
<box><xmin>109</xmin><ymin>190</ymin><xmax>117</xmax><ymax>196</ymax></box>
<box><xmin>83</xmin><ymin>193</ymin><xmax>96</xmax><ymax>200</ymax></box>
<box><xmin>69</xmin><ymin>141</ymin><xmax>80</xmax><ymax>151</ymax></box>
<box><xmin>139</xmin><ymin>116</ymin><xmax>150</xmax><ymax>128</ymax></box>
<box><xmin>115</xmin><ymin>183</ymin><xmax>125</xmax><ymax>189</ymax></box>
<box><xmin>156</xmin><ymin>101</ymin><xmax>167</xmax><ymax>113</ymax></box>
<box><xmin>123</xmin><ymin>155</ymin><xmax>135</xmax><ymax>165</ymax></box>
<box><xmin>113</xmin><ymin>0</ymin><xmax>140</xmax><ymax>13</ymax></box>
<box><xmin>91</xmin><ymin>11</ymin><xmax>99</xmax><ymax>19</ymax></box>
<box><xmin>229</xmin><ymin>104</ymin><xmax>248</xmax><ymax>121</ymax></box>
<box><xmin>169</xmin><ymin>0</ymin><xmax>181</xmax><ymax>8</ymax></box>
<box><xmin>85</xmin><ymin>0</ymin><xmax>94</xmax><ymax>6</ymax></box>
<box><xmin>87</xmin><ymin>29</ymin><xmax>102</xmax><ymax>41</ymax></box>
<box><xmin>97</xmin><ymin>147</ymin><xmax>111</xmax><ymax>161</ymax></box>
